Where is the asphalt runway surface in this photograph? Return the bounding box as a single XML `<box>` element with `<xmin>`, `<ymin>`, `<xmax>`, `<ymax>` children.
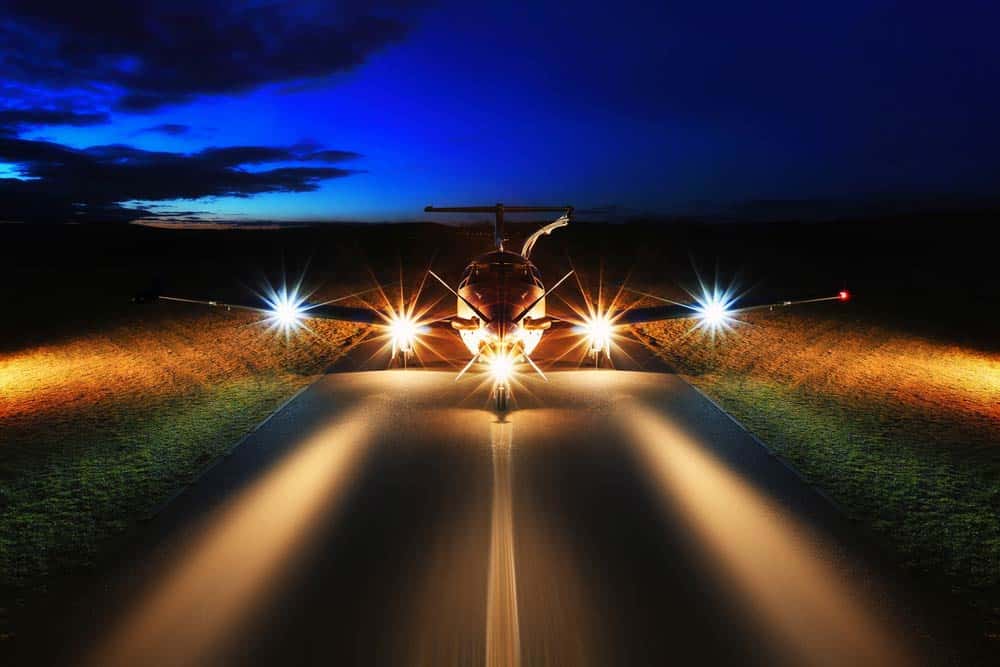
<box><xmin>9</xmin><ymin>363</ymin><xmax>984</xmax><ymax>666</ymax></box>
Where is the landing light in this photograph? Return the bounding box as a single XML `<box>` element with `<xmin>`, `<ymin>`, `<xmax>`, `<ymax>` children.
<box><xmin>695</xmin><ymin>293</ymin><xmax>733</xmax><ymax>331</ymax></box>
<box><xmin>489</xmin><ymin>353</ymin><xmax>515</xmax><ymax>384</ymax></box>
<box><xmin>389</xmin><ymin>315</ymin><xmax>421</xmax><ymax>355</ymax></box>
<box><xmin>273</xmin><ymin>301</ymin><xmax>301</xmax><ymax>327</ymax></box>
<box><xmin>839</xmin><ymin>290</ymin><xmax>850</xmax><ymax>301</ymax></box>
<box><xmin>583</xmin><ymin>314</ymin><xmax>613</xmax><ymax>355</ymax></box>
<box><xmin>700</xmin><ymin>300</ymin><xmax>728</xmax><ymax>325</ymax></box>
<box><xmin>267</xmin><ymin>290</ymin><xmax>305</xmax><ymax>332</ymax></box>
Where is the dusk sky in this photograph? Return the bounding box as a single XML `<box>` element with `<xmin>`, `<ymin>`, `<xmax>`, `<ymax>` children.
<box><xmin>2</xmin><ymin>1</ymin><xmax>999</xmax><ymax>222</ymax></box>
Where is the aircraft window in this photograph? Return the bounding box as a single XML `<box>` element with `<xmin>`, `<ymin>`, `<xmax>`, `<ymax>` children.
<box><xmin>466</xmin><ymin>262</ymin><xmax>538</xmax><ymax>285</ymax></box>
<box><xmin>467</xmin><ymin>264</ymin><xmax>491</xmax><ymax>284</ymax></box>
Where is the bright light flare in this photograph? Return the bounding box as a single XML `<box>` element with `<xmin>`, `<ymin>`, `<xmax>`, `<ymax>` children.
<box><xmin>693</xmin><ymin>291</ymin><xmax>735</xmax><ymax>333</ymax></box>
<box><xmin>265</xmin><ymin>287</ymin><xmax>306</xmax><ymax>334</ymax></box>
<box><xmin>489</xmin><ymin>352</ymin><xmax>516</xmax><ymax>384</ymax></box>
<box><xmin>389</xmin><ymin>314</ymin><xmax>422</xmax><ymax>357</ymax></box>
<box><xmin>698</xmin><ymin>298</ymin><xmax>729</xmax><ymax>326</ymax></box>
<box><xmin>561</xmin><ymin>269</ymin><xmax>630</xmax><ymax>365</ymax></box>
<box><xmin>273</xmin><ymin>299</ymin><xmax>302</xmax><ymax>327</ymax></box>
<box><xmin>369</xmin><ymin>268</ymin><xmax>444</xmax><ymax>366</ymax></box>
<box><xmin>582</xmin><ymin>314</ymin><xmax>614</xmax><ymax>356</ymax></box>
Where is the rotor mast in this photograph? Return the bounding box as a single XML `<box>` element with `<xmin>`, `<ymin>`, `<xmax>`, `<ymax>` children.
<box><xmin>424</xmin><ymin>203</ymin><xmax>574</xmax><ymax>253</ymax></box>
<box><xmin>496</xmin><ymin>203</ymin><xmax>504</xmax><ymax>251</ymax></box>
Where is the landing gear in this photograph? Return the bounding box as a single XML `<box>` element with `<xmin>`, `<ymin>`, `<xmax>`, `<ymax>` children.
<box><xmin>495</xmin><ymin>383</ymin><xmax>509</xmax><ymax>412</ymax></box>
<box><xmin>392</xmin><ymin>348</ymin><xmax>411</xmax><ymax>369</ymax></box>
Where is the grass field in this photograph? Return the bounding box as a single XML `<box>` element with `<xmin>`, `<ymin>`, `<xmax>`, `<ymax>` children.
<box><xmin>639</xmin><ymin>307</ymin><xmax>1000</xmax><ymax>634</ymax></box>
<box><xmin>0</xmin><ymin>305</ymin><xmax>358</xmax><ymax>594</ymax></box>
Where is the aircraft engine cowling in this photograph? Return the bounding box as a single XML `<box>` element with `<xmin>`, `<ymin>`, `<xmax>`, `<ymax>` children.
<box><xmin>450</xmin><ymin>316</ymin><xmax>481</xmax><ymax>330</ymax></box>
<box><xmin>521</xmin><ymin>316</ymin><xmax>554</xmax><ymax>330</ymax></box>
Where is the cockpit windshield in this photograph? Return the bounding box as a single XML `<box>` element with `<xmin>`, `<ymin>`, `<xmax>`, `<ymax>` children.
<box><xmin>460</xmin><ymin>261</ymin><xmax>542</xmax><ymax>288</ymax></box>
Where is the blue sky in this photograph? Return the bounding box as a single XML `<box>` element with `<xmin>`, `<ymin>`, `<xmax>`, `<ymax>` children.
<box><xmin>2</xmin><ymin>1</ymin><xmax>999</xmax><ymax>222</ymax></box>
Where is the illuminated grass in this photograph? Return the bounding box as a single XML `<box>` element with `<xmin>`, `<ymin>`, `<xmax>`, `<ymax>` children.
<box><xmin>641</xmin><ymin>309</ymin><xmax>1000</xmax><ymax>627</ymax></box>
<box><xmin>0</xmin><ymin>308</ymin><xmax>358</xmax><ymax>591</ymax></box>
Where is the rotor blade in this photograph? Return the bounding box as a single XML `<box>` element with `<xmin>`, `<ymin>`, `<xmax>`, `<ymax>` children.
<box><xmin>425</xmin><ymin>205</ymin><xmax>573</xmax><ymax>214</ymax></box>
<box><xmin>620</xmin><ymin>285</ymin><xmax>687</xmax><ymax>306</ymax></box>
<box><xmin>312</xmin><ymin>286</ymin><xmax>382</xmax><ymax>305</ymax></box>
<box><xmin>423</xmin><ymin>318</ymin><xmax>457</xmax><ymax>329</ymax></box>
<box><xmin>522</xmin><ymin>352</ymin><xmax>548</xmax><ymax>382</ymax></box>
<box><xmin>620</xmin><ymin>290</ymin><xmax>850</xmax><ymax>325</ymax></box>
<box><xmin>155</xmin><ymin>295</ymin><xmax>381</xmax><ymax>323</ymax></box>
<box><xmin>512</xmin><ymin>269</ymin><xmax>575</xmax><ymax>323</ymax></box>
<box><xmin>532</xmin><ymin>318</ymin><xmax>577</xmax><ymax>330</ymax></box>
<box><xmin>428</xmin><ymin>270</ymin><xmax>491</xmax><ymax>323</ymax></box>
<box><xmin>729</xmin><ymin>292</ymin><xmax>849</xmax><ymax>315</ymax></box>
<box><xmin>455</xmin><ymin>353</ymin><xmax>480</xmax><ymax>382</ymax></box>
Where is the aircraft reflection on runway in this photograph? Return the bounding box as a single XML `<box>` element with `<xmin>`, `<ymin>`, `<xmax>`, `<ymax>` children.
<box><xmin>386</xmin><ymin>407</ymin><xmax>601</xmax><ymax>666</ymax></box>
<box><xmin>88</xmin><ymin>401</ymin><xmax>378</xmax><ymax>667</ymax></box>
<box><xmin>618</xmin><ymin>399</ymin><xmax>914</xmax><ymax>667</ymax></box>
<box><xmin>487</xmin><ymin>420</ymin><xmax>520</xmax><ymax>667</ymax></box>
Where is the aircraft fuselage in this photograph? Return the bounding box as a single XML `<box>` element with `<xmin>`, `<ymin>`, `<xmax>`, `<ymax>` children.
<box><xmin>454</xmin><ymin>250</ymin><xmax>547</xmax><ymax>356</ymax></box>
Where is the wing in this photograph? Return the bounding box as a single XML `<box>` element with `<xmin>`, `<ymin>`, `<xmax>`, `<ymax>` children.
<box><xmin>138</xmin><ymin>292</ymin><xmax>382</xmax><ymax>324</ymax></box>
<box><xmin>619</xmin><ymin>290</ymin><xmax>850</xmax><ymax>325</ymax></box>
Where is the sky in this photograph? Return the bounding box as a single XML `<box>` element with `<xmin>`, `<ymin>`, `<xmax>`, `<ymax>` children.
<box><xmin>1</xmin><ymin>1</ymin><xmax>999</xmax><ymax>223</ymax></box>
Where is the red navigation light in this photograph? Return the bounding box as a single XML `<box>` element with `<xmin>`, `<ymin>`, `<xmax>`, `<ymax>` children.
<box><xmin>838</xmin><ymin>290</ymin><xmax>850</xmax><ymax>301</ymax></box>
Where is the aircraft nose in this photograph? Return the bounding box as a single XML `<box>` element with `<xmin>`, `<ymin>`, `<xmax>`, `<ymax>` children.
<box><xmin>485</xmin><ymin>318</ymin><xmax>515</xmax><ymax>339</ymax></box>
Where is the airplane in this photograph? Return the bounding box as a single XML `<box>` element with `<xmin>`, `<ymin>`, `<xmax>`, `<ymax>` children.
<box><xmin>138</xmin><ymin>203</ymin><xmax>849</xmax><ymax>411</ymax></box>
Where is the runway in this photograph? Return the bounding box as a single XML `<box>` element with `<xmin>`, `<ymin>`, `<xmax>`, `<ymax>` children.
<box><xmin>13</xmin><ymin>368</ymin><xmax>975</xmax><ymax>665</ymax></box>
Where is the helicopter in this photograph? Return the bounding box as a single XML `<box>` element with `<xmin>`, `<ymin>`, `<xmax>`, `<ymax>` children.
<box><xmin>140</xmin><ymin>203</ymin><xmax>848</xmax><ymax>411</ymax></box>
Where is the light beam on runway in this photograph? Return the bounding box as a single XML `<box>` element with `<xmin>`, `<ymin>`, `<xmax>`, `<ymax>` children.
<box><xmin>618</xmin><ymin>400</ymin><xmax>914</xmax><ymax>667</ymax></box>
<box><xmin>88</xmin><ymin>402</ymin><xmax>377</xmax><ymax>667</ymax></box>
<box><xmin>487</xmin><ymin>419</ymin><xmax>521</xmax><ymax>667</ymax></box>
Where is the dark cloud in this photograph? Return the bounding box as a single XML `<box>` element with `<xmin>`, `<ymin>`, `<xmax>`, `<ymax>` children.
<box><xmin>305</xmin><ymin>149</ymin><xmax>364</xmax><ymax>163</ymax></box>
<box><xmin>198</xmin><ymin>146</ymin><xmax>362</xmax><ymax>166</ymax></box>
<box><xmin>0</xmin><ymin>135</ymin><xmax>362</xmax><ymax>222</ymax></box>
<box><xmin>0</xmin><ymin>1</ymin><xmax>417</xmax><ymax>111</ymax></box>
<box><xmin>0</xmin><ymin>1</ymin><xmax>392</xmax><ymax>224</ymax></box>
<box><xmin>0</xmin><ymin>108</ymin><xmax>110</xmax><ymax>134</ymax></box>
<box><xmin>135</xmin><ymin>123</ymin><xmax>191</xmax><ymax>136</ymax></box>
